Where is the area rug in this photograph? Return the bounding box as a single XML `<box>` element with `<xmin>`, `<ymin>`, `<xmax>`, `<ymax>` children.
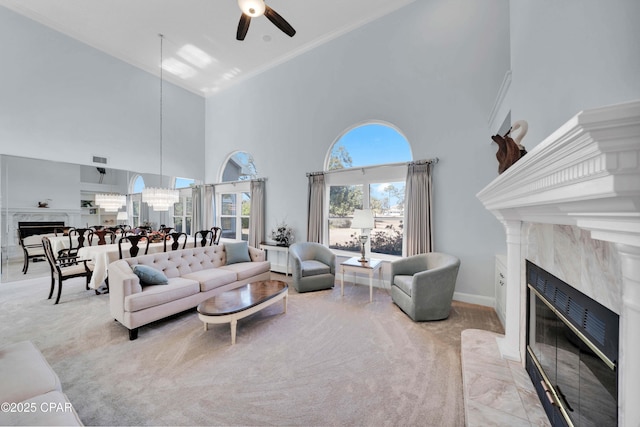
<box><xmin>0</xmin><ymin>275</ymin><xmax>503</xmax><ymax>426</ymax></box>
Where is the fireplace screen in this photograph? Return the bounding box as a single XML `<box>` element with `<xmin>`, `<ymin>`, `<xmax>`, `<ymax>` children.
<box><xmin>526</xmin><ymin>261</ymin><xmax>618</xmax><ymax>427</ymax></box>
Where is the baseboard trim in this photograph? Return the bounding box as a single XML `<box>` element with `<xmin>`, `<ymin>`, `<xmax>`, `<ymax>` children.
<box><xmin>453</xmin><ymin>292</ymin><xmax>494</xmax><ymax>308</ymax></box>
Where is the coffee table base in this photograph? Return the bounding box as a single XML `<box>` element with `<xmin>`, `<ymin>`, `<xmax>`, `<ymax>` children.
<box><xmin>198</xmin><ymin>290</ymin><xmax>288</xmax><ymax>344</ymax></box>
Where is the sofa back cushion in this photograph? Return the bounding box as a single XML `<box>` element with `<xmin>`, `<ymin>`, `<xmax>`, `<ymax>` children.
<box><xmin>126</xmin><ymin>246</ymin><xmax>227</xmax><ymax>279</ymax></box>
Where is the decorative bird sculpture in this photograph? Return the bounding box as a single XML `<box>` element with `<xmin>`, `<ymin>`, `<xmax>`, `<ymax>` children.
<box><xmin>491</xmin><ymin>120</ymin><xmax>528</xmax><ymax>174</ymax></box>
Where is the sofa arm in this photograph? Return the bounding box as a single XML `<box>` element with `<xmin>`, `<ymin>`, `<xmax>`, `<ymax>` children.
<box><xmin>108</xmin><ymin>260</ymin><xmax>143</xmax><ymax>322</ymax></box>
<box><xmin>248</xmin><ymin>246</ymin><xmax>265</xmax><ymax>262</ymax></box>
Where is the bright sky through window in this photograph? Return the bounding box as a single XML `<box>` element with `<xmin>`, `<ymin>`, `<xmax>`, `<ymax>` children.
<box><xmin>332</xmin><ymin>123</ymin><xmax>412</xmax><ymax>168</ymax></box>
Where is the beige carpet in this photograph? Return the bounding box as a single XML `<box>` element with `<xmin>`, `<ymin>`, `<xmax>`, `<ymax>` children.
<box><xmin>0</xmin><ymin>274</ymin><xmax>503</xmax><ymax>426</ymax></box>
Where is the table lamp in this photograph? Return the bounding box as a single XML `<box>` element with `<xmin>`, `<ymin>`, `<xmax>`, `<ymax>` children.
<box><xmin>116</xmin><ymin>211</ymin><xmax>129</xmax><ymax>225</ymax></box>
<box><xmin>351</xmin><ymin>209</ymin><xmax>374</xmax><ymax>262</ymax></box>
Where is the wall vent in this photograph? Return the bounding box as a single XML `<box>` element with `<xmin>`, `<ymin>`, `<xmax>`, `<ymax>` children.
<box><xmin>92</xmin><ymin>155</ymin><xmax>108</xmax><ymax>164</ymax></box>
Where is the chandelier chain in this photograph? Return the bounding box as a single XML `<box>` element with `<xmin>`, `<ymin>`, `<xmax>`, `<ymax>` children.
<box><xmin>159</xmin><ymin>33</ymin><xmax>164</xmax><ymax>187</ymax></box>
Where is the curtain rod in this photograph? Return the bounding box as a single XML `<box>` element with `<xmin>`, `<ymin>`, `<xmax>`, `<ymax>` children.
<box><xmin>201</xmin><ymin>177</ymin><xmax>267</xmax><ymax>187</ymax></box>
<box><xmin>306</xmin><ymin>157</ymin><xmax>439</xmax><ymax>177</ymax></box>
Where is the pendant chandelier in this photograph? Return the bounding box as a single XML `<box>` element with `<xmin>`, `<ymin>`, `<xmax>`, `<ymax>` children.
<box><xmin>142</xmin><ymin>34</ymin><xmax>179</xmax><ymax>212</ymax></box>
<box><xmin>94</xmin><ymin>193</ymin><xmax>126</xmax><ymax>212</ymax></box>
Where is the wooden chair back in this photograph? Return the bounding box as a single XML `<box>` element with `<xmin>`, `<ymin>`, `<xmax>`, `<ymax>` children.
<box><xmin>118</xmin><ymin>235</ymin><xmax>150</xmax><ymax>259</ymax></box>
<box><xmin>194</xmin><ymin>230</ymin><xmax>213</xmax><ymax>247</ymax></box>
<box><xmin>164</xmin><ymin>232</ymin><xmax>188</xmax><ymax>252</ymax></box>
<box><xmin>210</xmin><ymin>226</ymin><xmax>222</xmax><ymax>245</ymax></box>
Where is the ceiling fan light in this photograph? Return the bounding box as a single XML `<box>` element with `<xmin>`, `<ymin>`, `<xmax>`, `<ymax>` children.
<box><xmin>237</xmin><ymin>0</ymin><xmax>265</xmax><ymax>17</ymax></box>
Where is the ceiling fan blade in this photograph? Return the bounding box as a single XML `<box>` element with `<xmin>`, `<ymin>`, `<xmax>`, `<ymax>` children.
<box><xmin>236</xmin><ymin>13</ymin><xmax>251</xmax><ymax>40</ymax></box>
<box><xmin>264</xmin><ymin>5</ymin><xmax>296</xmax><ymax>37</ymax></box>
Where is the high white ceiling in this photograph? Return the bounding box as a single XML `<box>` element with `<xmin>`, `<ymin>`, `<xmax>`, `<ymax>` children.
<box><xmin>1</xmin><ymin>0</ymin><xmax>415</xmax><ymax>97</ymax></box>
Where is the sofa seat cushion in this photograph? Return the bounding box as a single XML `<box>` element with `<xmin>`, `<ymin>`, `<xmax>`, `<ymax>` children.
<box><xmin>124</xmin><ymin>277</ymin><xmax>200</xmax><ymax>312</ymax></box>
<box><xmin>182</xmin><ymin>269</ymin><xmax>238</xmax><ymax>292</ymax></box>
<box><xmin>301</xmin><ymin>260</ymin><xmax>331</xmax><ymax>277</ymax></box>
<box><xmin>0</xmin><ymin>341</ymin><xmax>61</xmax><ymax>403</ymax></box>
<box><xmin>393</xmin><ymin>275</ymin><xmax>413</xmax><ymax>297</ymax></box>
<box><xmin>219</xmin><ymin>260</ymin><xmax>270</xmax><ymax>281</ymax></box>
<box><xmin>0</xmin><ymin>391</ymin><xmax>83</xmax><ymax>426</ymax></box>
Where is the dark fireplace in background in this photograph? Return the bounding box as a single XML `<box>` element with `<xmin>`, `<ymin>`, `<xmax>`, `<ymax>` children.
<box><xmin>525</xmin><ymin>261</ymin><xmax>619</xmax><ymax>426</ymax></box>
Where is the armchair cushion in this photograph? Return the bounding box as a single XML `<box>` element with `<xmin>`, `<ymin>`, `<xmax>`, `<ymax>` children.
<box><xmin>301</xmin><ymin>260</ymin><xmax>331</xmax><ymax>277</ymax></box>
<box><xmin>393</xmin><ymin>275</ymin><xmax>413</xmax><ymax>297</ymax></box>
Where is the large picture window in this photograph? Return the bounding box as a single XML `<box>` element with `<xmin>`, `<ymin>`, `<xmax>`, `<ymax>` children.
<box><xmin>217</xmin><ymin>152</ymin><xmax>256</xmax><ymax>242</ymax></box>
<box><xmin>326</xmin><ymin>122</ymin><xmax>411</xmax><ymax>257</ymax></box>
<box><xmin>173</xmin><ymin>189</ymin><xmax>193</xmax><ymax>235</ymax></box>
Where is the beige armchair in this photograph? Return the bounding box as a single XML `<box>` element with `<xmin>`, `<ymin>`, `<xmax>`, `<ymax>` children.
<box><xmin>289</xmin><ymin>242</ymin><xmax>336</xmax><ymax>293</ymax></box>
<box><xmin>390</xmin><ymin>252</ymin><xmax>460</xmax><ymax>321</ymax></box>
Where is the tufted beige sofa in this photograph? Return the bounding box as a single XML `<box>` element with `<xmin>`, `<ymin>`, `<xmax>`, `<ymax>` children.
<box><xmin>0</xmin><ymin>340</ymin><xmax>83</xmax><ymax>426</ymax></box>
<box><xmin>108</xmin><ymin>244</ymin><xmax>270</xmax><ymax>340</ymax></box>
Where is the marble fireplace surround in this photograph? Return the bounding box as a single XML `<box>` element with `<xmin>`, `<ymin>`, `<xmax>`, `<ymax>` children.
<box><xmin>477</xmin><ymin>99</ymin><xmax>640</xmax><ymax>426</ymax></box>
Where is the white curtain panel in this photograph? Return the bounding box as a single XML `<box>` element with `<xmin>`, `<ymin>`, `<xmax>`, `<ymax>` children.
<box><xmin>306</xmin><ymin>173</ymin><xmax>325</xmax><ymax>243</ymax></box>
<box><xmin>191</xmin><ymin>186</ymin><xmax>203</xmax><ymax>232</ymax></box>
<box><xmin>249</xmin><ymin>180</ymin><xmax>265</xmax><ymax>248</ymax></box>
<box><xmin>405</xmin><ymin>161</ymin><xmax>433</xmax><ymax>256</ymax></box>
<box><xmin>203</xmin><ymin>185</ymin><xmax>214</xmax><ymax>229</ymax></box>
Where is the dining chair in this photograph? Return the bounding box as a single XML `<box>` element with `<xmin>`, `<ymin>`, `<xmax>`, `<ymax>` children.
<box><xmin>61</xmin><ymin>228</ymin><xmax>94</xmax><ymax>261</ymax></box>
<box><xmin>118</xmin><ymin>235</ymin><xmax>150</xmax><ymax>259</ymax></box>
<box><xmin>42</xmin><ymin>236</ymin><xmax>93</xmax><ymax>304</ymax></box>
<box><xmin>17</xmin><ymin>229</ymin><xmax>46</xmax><ymax>274</ymax></box>
<box><xmin>164</xmin><ymin>232</ymin><xmax>188</xmax><ymax>251</ymax></box>
<box><xmin>94</xmin><ymin>229</ymin><xmax>116</xmax><ymax>245</ymax></box>
<box><xmin>194</xmin><ymin>230</ymin><xmax>214</xmax><ymax>247</ymax></box>
<box><xmin>210</xmin><ymin>226</ymin><xmax>222</xmax><ymax>245</ymax></box>
<box><xmin>137</xmin><ymin>226</ymin><xmax>152</xmax><ymax>235</ymax></box>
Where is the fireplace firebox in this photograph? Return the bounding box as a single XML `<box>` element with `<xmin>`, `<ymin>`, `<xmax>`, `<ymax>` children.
<box><xmin>526</xmin><ymin>261</ymin><xmax>619</xmax><ymax>426</ymax></box>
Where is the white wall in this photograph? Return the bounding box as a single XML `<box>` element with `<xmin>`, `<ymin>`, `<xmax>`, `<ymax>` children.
<box><xmin>2</xmin><ymin>156</ymin><xmax>80</xmax><ymax>210</ymax></box>
<box><xmin>0</xmin><ymin>6</ymin><xmax>205</xmax><ymax>181</ymax></box>
<box><xmin>206</xmin><ymin>0</ymin><xmax>511</xmax><ymax>304</ymax></box>
<box><xmin>509</xmin><ymin>0</ymin><xmax>640</xmax><ymax>146</ymax></box>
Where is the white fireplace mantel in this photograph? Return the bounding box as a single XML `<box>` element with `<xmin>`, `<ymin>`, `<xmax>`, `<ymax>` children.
<box><xmin>477</xmin><ymin>99</ymin><xmax>640</xmax><ymax>427</ymax></box>
<box><xmin>477</xmin><ymin>99</ymin><xmax>640</xmax><ymax>246</ymax></box>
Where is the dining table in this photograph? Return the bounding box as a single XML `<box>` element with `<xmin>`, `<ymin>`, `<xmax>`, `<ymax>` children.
<box><xmin>78</xmin><ymin>239</ymin><xmax>195</xmax><ymax>289</ymax></box>
<box><xmin>49</xmin><ymin>235</ymin><xmax>101</xmax><ymax>256</ymax></box>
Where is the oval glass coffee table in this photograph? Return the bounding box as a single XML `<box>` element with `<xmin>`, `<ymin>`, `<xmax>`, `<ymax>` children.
<box><xmin>197</xmin><ymin>280</ymin><xmax>288</xmax><ymax>344</ymax></box>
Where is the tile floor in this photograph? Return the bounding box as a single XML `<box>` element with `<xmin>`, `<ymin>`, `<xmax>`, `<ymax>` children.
<box><xmin>461</xmin><ymin>329</ymin><xmax>550</xmax><ymax>426</ymax></box>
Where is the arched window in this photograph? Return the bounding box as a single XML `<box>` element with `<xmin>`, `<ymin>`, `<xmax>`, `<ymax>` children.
<box><xmin>173</xmin><ymin>178</ymin><xmax>195</xmax><ymax>235</ymax></box>
<box><xmin>130</xmin><ymin>175</ymin><xmax>146</xmax><ymax>227</ymax></box>
<box><xmin>132</xmin><ymin>175</ymin><xmax>145</xmax><ymax>193</ymax></box>
<box><xmin>217</xmin><ymin>151</ymin><xmax>257</xmax><ymax>241</ymax></box>
<box><xmin>326</xmin><ymin>122</ymin><xmax>412</xmax><ymax>257</ymax></box>
<box><xmin>221</xmin><ymin>151</ymin><xmax>257</xmax><ymax>182</ymax></box>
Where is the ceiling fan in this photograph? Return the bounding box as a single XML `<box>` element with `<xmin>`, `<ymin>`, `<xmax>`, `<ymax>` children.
<box><xmin>236</xmin><ymin>0</ymin><xmax>296</xmax><ymax>41</ymax></box>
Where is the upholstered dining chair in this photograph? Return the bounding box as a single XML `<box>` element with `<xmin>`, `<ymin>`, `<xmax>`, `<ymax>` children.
<box><xmin>194</xmin><ymin>230</ymin><xmax>214</xmax><ymax>247</ymax></box>
<box><xmin>17</xmin><ymin>230</ymin><xmax>46</xmax><ymax>274</ymax></box>
<box><xmin>389</xmin><ymin>252</ymin><xmax>460</xmax><ymax>321</ymax></box>
<box><xmin>118</xmin><ymin>235</ymin><xmax>150</xmax><ymax>259</ymax></box>
<box><xmin>163</xmin><ymin>232</ymin><xmax>188</xmax><ymax>251</ymax></box>
<box><xmin>289</xmin><ymin>242</ymin><xmax>336</xmax><ymax>293</ymax></box>
<box><xmin>42</xmin><ymin>236</ymin><xmax>93</xmax><ymax>304</ymax></box>
<box><xmin>210</xmin><ymin>226</ymin><xmax>222</xmax><ymax>245</ymax></box>
<box><xmin>57</xmin><ymin>227</ymin><xmax>94</xmax><ymax>265</ymax></box>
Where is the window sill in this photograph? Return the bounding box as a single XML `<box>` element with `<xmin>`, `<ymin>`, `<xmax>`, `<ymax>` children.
<box><xmin>330</xmin><ymin>248</ymin><xmax>402</xmax><ymax>263</ymax></box>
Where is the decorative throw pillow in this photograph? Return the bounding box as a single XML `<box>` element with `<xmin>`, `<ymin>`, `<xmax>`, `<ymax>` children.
<box><xmin>133</xmin><ymin>265</ymin><xmax>169</xmax><ymax>286</ymax></box>
<box><xmin>225</xmin><ymin>241</ymin><xmax>251</xmax><ymax>265</ymax></box>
